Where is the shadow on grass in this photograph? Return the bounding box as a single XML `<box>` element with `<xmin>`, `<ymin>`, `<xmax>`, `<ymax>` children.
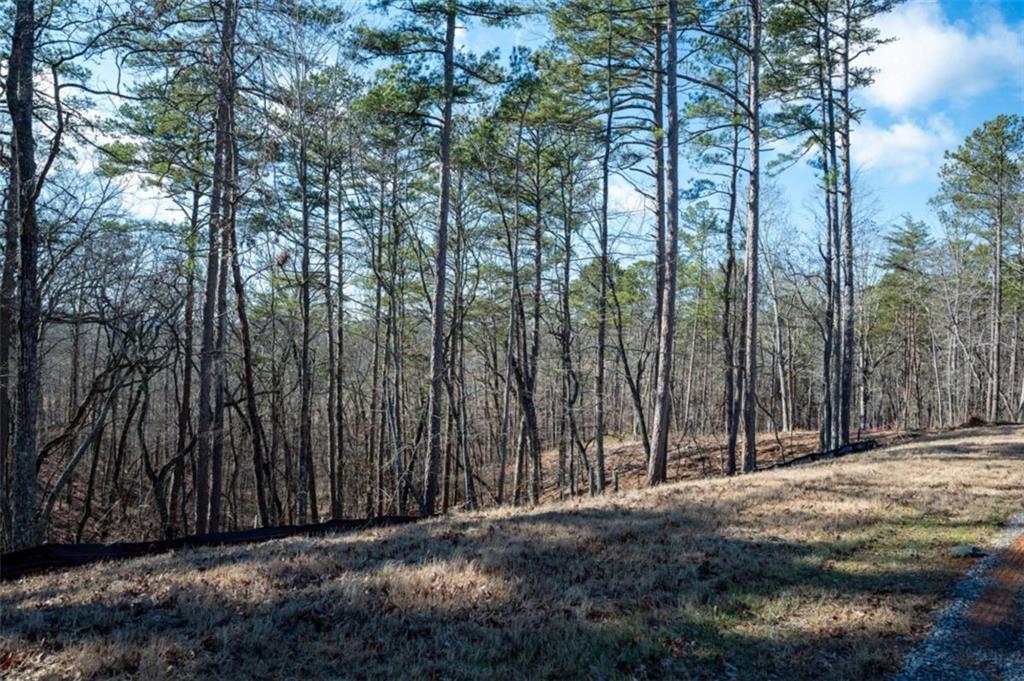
<box><xmin>1</xmin><ymin>507</ymin><xmax>971</xmax><ymax>680</ymax></box>
<box><xmin>3</xmin><ymin>426</ymin><xmax>1021</xmax><ymax>680</ymax></box>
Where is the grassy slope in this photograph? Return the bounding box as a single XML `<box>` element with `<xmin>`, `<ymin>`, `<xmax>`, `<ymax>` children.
<box><xmin>3</xmin><ymin>426</ymin><xmax>1022</xmax><ymax>680</ymax></box>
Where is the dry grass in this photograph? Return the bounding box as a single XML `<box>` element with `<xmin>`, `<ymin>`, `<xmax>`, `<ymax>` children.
<box><xmin>3</xmin><ymin>425</ymin><xmax>1022</xmax><ymax>680</ymax></box>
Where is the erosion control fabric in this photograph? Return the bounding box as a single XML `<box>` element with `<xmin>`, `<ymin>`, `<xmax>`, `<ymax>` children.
<box><xmin>1</xmin><ymin>515</ymin><xmax>417</xmax><ymax>581</ymax></box>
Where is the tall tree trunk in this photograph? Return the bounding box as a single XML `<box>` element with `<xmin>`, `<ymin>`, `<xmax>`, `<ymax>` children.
<box><xmin>989</xmin><ymin>200</ymin><xmax>1003</xmax><ymax>421</ymax></box>
<box><xmin>724</xmin><ymin>104</ymin><xmax>741</xmax><ymax>473</ymax></box>
<box><xmin>558</xmin><ymin>159</ymin><xmax>582</xmax><ymax>497</ymax></box>
<box><xmin>815</xmin><ymin>23</ymin><xmax>834</xmax><ymax>452</ymax></box>
<box><xmin>387</xmin><ymin>159</ymin><xmax>408</xmax><ymax>515</ymax></box>
<box><xmin>1</xmin><ymin>171</ymin><xmax>19</xmax><ymax>543</ymax></box>
<box><xmin>823</xmin><ymin>14</ymin><xmax>843</xmax><ymax>451</ymax></box>
<box><xmin>227</xmin><ymin>159</ymin><xmax>271</xmax><ymax>528</ymax></box>
<box><xmin>170</xmin><ymin>189</ymin><xmax>200</xmax><ymax>538</ymax></box>
<box><xmin>298</xmin><ymin>128</ymin><xmax>317</xmax><ymax>522</ymax></box>
<box><xmin>651</xmin><ymin>11</ymin><xmax>665</xmax><ymax>402</ymax></box>
<box><xmin>723</xmin><ymin>99</ymin><xmax>742</xmax><ymax>475</ymax></box>
<box><xmin>370</xmin><ymin>180</ymin><xmax>385</xmax><ymax>517</ymax></box>
<box><xmin>647</xmin><ymin>0</ymin><xmax>678</xmax><ymax>487</ymax></box>
<box><xmin>421</xmin><ymin>7</ymin><xmax>456</xmax><ymax>517</ymax></box>
<box><xmin>324</xmin><ymin>160</ymin><xmax>341</xmax><ymax>520</ymax></box>
<box><xmin>839</xmin><ymin>1</ymin><xmax>855</xmax><ymax>444</ymax></box>
<box><xmin>335</xmin><ymin>169</ymin><xmax>346</xmax><ymax>518</ymax></box>
<box><xmin>529</xmin><ymin>151</ymin><xmax>543</xmax><ymax>504</ymax></box>
<box><xmin>594</xmin><ymin>1</ymin><xmax>615</xmax><ymax>495</ymax></box>
<box><xmin>741</xmin><ymin>0</ymin><xmax>761</xmax><ymax>474</ymax></box>
<box><xmin>8</xmin><ymin>0</ymin><xmax>40</xmax><ymax>549</ymax></box>
<box><xmin>195</xmin><ymin>0</ymin><xmax>236</xmax><ymax>535</ymax></box>
<box><xmin>209</xmin><ymin>134</ymin><xmax>233</xmax><ymax>533</ymax></box>
<box><xmin>495</xmin><ymin>104</ymin><xmax>530</xmax><ymax>506</ymax></box>
<box><xmin>453</xmin><ymin>168</ymin><xmax>476</xmax><ymax>509</ymax></box>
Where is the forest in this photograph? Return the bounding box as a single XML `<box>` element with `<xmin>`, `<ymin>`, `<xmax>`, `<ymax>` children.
<box><xmin>1</xmin><ymin>0</ymin><xmax>1022</xmax><ymax>553</ymax></box>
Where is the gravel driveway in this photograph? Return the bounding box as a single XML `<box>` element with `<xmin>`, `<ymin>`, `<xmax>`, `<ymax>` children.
<box><xmin>895</xmin><ymin>513</ymin><xmax>1024</xmax><ymax>681</ymax></box>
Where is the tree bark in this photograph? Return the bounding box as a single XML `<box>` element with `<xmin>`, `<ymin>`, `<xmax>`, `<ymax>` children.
<box><xmin>594</xmin><ymin>0</ymin><xmax>615</xmax><ymax>495</ymax></box>
<box><xmin>336</xmin><ymin>166</ymin><xmax>346</xmax><ymax>518</ymax></box>
<box><xmin>741</xmin><ymin>0</ymin><xmax>761</xmax><ymax>474</ymax></box>
<box><xmin>723</xmin><ymin>95</ymin><xmax>742</xmax><ymax>475</ymax></box>
<box><xmin>647</xmin><ymin>0</ymin><xmax>678</xmax><ymax>487</ymax></box>
<box><xmin>989</xmin><ymin>199</ymin><xmax>1003</xmax><ymax>421</ymax></box>
<box><xmin>209</xmin><ymin>137</ymin><xmax>232</xmax><ymax>533</ymax></box>
<box><xmin>8</xmin><ymin>0</ymin><xmax>40</xmax><ymax>549</ymax></box>
<box><xmin>324</xmin><ymin>160</ymin><xmax>340</xmax><ymax>520</ymax></box>
<box><xmin>170</xmin><ymin>189</ymin><xmax>200</xmax><ymax>538</ymax></box>
<box><xmin>195</xmin><ymin>0</ymin><xmax>236</xmax><ymax>534</ymax></box>
<box><xmin>839</xmin><ymin>1</ymin><xmax>855</xmax><ymax>444</ymax></box>
<box><xmin>421</xmin><ymin>7</ymin><xmax>456</xmax><ymax>517</ymax></box>
<box><xmin>1</xmin><ymin>170</ymin><xmax>19</xmax><ymax>543</ymax></box>
<box><xmin>651</xmin><ymin>11</ymin><xmax>666</xmax><ymax>406</ymax></box>
<box><xmin>227</xmin><ymin>167</ymin><xmax>271</xmax><ymax>528</ymax></box>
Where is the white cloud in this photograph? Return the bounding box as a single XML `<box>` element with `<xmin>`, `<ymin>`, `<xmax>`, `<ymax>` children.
<box><xmin>863</xmin><ymin>3</ymin><xmax>1023</xmax><ymax>113</ymax></box>
<box><xmin>851</xmin><ymin>115</ymin><xmax>958</xmax><ymax>182</ymax></box>
<box><xmin>608</xmin><ymin>176</ymin><xmax>646</xmax><ymax>214</ymax></box>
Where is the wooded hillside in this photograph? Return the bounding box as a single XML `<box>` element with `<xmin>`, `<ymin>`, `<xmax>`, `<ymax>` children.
<box><xmin>1</xmin><ymin>0</ymin><xmax>1021</xmax><ymax>550</ymax></box>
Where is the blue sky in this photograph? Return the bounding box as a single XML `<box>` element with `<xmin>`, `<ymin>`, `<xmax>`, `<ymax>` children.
<box><xmin>454</xmin><ymin>0</ymin><xmax>1024</xmax><ymax>237</ymax></box>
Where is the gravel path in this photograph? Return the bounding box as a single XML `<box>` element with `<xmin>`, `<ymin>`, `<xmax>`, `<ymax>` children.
<box><xmin>894</xmin><ymin>513</ymin><xmax>1024</xmax><ymax>681</ymax></box>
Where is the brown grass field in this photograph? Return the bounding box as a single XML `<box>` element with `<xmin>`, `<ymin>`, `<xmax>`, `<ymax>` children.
<box><xmin>2</xmin><ymin>425</ymin><xmax>1022</xmax><ymax>680</ymax></box>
